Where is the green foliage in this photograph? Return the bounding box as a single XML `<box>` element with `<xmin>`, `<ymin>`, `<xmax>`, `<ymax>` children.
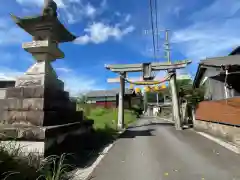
<box><xmin>0</xmin><ymin>142</ymin><xmax>74</xmax><ymax>180</ymax></box>
<box><xmin>176</xmin><ymin>79</ymin><xmax>193</xmax><ymax>90</ymax></box>
<box><xmin>0</xmin><ymin>142</ymin><xmax>41</xmax><ymax>180</ymax></box>
<box><xmin>163</xmin><ymin>78</ymin><xmax>205</xmax><ymax>108</ymax></box>
<box><xmin>88</xmin><ymin>107</ymin><xmax>137</xmax><ymax>130</ymax></box>
<box><xmin>145</xmin><ymin>92</ymin><xmax>164</xmax><ymax>103</ymax></box>
<box><xmin>131</xmin><ymin>104</ymin><xmax>143</xmax><ymax>117</ymax></box>
<box><xmin>77</xmin><ymin>95</ymin><xmax>87</xmax><ymax>104</ymax></box>
<box><xmin>176</xmin><ymin>79</ymin><xmax>205</xmax><ymax>107</ymax></box>
<box><xmin>37</xmin><ymin>154</ymin><xmax>73</xmax><ymax>180</ymax></box>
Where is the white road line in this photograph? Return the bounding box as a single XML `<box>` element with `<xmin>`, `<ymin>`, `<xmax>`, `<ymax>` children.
<box><xmin>72</xmin><ymin>129</ymin><xmax>126</xmax><ymax>180</ymax></box>
<box><xmin>196</xmin><ymin>131</ymin><xmax>240</xmax><ymax>154</ymax></box>
<box><xmin>72</xmin><ymin>143</ymin><xmax>114</xmax><ymax>180</ymax></box>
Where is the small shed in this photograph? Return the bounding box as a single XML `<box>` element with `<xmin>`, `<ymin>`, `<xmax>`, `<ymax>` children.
<box><xmin>86</xmin><ymin>88</ymin><xmax>137</xmax><ymax>108</ymax></box>
<box><xmin>0</xmin><ymin>75</ymin><xmax>16</xmax><ymax>99</ymax></box>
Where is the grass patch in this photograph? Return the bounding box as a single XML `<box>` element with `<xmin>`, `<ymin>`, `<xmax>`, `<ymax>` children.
<box><xmin>72</xmin><ymin>107</ymin><xmax>138</xmax><ymax>168</ymax></box>
<box><xmin>0</xmin><ymin>143</ymin><xmax>74</xmax><ymax>180</ymax></box>
<box><xmin>88</xmin><ymin>107</ymin><xmax>137</xmax><ymax>131</ymax></box>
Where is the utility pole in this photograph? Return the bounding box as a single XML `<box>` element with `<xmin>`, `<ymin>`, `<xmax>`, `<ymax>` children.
<box><xmin>164</xmin><ymin>30</ymin><xmax>171</xmax><ymax>63</ymax></box>
<box><xmin>164</xmin><ymin>29</ymin><xmax>182</xmax><ymax>130</ymax></box>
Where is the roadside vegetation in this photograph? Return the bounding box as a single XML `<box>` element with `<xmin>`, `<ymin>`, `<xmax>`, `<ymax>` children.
<box><xmin>0</xmin><ymin>143</ymin><xmax>73</xmax><ymax>180</ymax></box>
<box><xmin>0</xmin><ymin>102</ymin><xmax>139</xmax><ymax>180</ymax></box>
<box><xmin>156</xmin><ymin>79</ymin><xmax>205</xmax><ymax>121</ymax></box>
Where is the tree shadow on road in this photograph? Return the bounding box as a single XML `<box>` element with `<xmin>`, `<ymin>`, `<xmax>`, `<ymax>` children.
<box><xmin>131</xmin><ymin>122</ymin><xmax>174</xmax><ymax>129</ymax></box>
<box><xmin>119</xmin><ymin>129</ymin><xmax>155</xmax><ymax>139</ymax></box>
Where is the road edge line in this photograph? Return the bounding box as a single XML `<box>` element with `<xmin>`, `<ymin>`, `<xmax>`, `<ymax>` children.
<box><xmin>72</xmin><ymin>129</ymin><xmax>126</xmax><ymax>180</ymax></box>
<box><xmin>196</xmin><ymin>131</ymin><xmax>240</xmax><ymax>154</ymax></box>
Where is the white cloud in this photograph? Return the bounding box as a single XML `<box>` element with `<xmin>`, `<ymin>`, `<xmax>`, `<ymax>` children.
<box><xmin>54</xmin><ymin>64</ymin><xmax>105</xmax><ymax>96</ymax></box>
<box><xmin>125</xmin><ymin>14</ymin><xmax>131</xmax><ymax>23</ymax></box>
<box><xmin>75</xmin><ymin>22</ymin><xmax>135</xmax><ymax>45</ymax></box>
<box><xmin>16</xmin><ymin>0</ymin><xmax>103</xmax><ymax>24</ymax></box>
<box><xmin>100</xmin><ymin>0</ymin><xmax>107</xmax><ymax>9</ymax></box>
<box><xmin>172</xmin><ymin>6</ymin><xmax>182</xmax><ymax>18</ymax></box>
<box><xmin>0</xmin><ymin>64</ymin><xmax>103</xmax><ymax>96</ymax></box>
<box><xmin>115</xmin><ymin>12</ymin><xmax>121</xmax><ymax>17</ymax></box>
<box><xmin>0</xmin><ymin>17</ymin><xmax>30</xmax><ymax>46</ymax></box>
<box><xmin>171</xmin><ymin>0</ymin><xmax>240</xmax><ymax>61</ymax></box>
<box><xmin>62</xmin><ymin>0</ymin><xmax>108</xmax><ymax>24</ymax></box>
<box><xmin>190</xmin><ymin>0</ymin><xmax>240</xmax><ymax>21</ymax></box>
<box><xmin>85</xmin><ymin>3</ymin><xmax>97</xmax><ymax>18</ymax></box>
<box><xmin>0</xmin><ymin>27</ymin><xmax>30</xmax><ymax>45</ymax></box>
<box><xmin>172</xmin><ymin>19</ymin><xmax>240</xmax><ymax>61</ymax></box>
<box><xmin>56</xmin><ymin>67</ymin><xmax>72</xmax><ymax>73</ymax></box>
<box><xmin>58</xmin><ymin>72</ymin><xmax>105</xmax><ymax>96</ymax></box>
<box><xmin>16</xmin><ymin>0</ymin><xmax>65</xmax><ymax>8</ymax></box>
<box><xmin>0</xmin><ymin>67</ymin><xmax>23</xmax><ymax>80</ymax></box>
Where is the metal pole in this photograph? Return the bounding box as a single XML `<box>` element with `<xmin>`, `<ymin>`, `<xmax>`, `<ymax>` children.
<box><xmin>224</xmin><ymin>69</ymin><xmax>229</xmax><ymax>99</ymax></box>
<box><xmin>118</xmin><ymin>72</ymin><xmax>126</xmax><ymax>130</ymax></box>
<box><xmin>144</xmin><ymin>91</ymin><xmax>147</xmax><ymax>114</ymax></box>
<box><xmin>168</xmin><ymin>69</ymin><xmax>182</xmax><ymax>130</ymax></box>
<box><xmin>165</xmin><ymin>30</ymin><xmax>171</xmax><ymax>64</ymax></box>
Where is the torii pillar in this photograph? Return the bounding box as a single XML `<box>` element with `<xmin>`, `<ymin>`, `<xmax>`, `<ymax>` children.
<box><xmin>118</xmin><ymin>72</ymin><xmax>126</xmax><ymax>130</ymax></box>
<box><xmin>168</xmin><ymin>69</ymin><xmax>182</xmax><ymax>130</ymax></box>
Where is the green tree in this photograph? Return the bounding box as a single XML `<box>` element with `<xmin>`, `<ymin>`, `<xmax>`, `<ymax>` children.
<box><xmin>163</xmin><ymin>78</ymin><xmax>205</xmax><ymax>107</ymax></box>
<box><xmin>176</xmin><ymin>79</ymin><xmax>205</xmax><ymax>107</ymax></box>
<box><xmin>77</xmin><ymin>94</ymin><xmax>87</xmax><ymax>104</ymax></box>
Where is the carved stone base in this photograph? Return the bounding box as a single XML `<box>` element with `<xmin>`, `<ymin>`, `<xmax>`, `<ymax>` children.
<box><xmin>15</xmin><ymin>61</ymin><xmax>64</xmax><ymax>90</ymax></box>
<box><xmin>0</xmin><ymin>120</ymin><xmax>93</xmax><ymax>157</ymax></box>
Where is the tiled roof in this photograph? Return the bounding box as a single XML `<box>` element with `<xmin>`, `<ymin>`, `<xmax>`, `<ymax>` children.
<box><xmin>86</xmin><ymin>88</ymin><xmax>133</xmax><ymax>97</ymax></box>
<box><xmin>200</xmin><ymin>55</ymin><xmax>240</xmax><ymax>67</ymax></box>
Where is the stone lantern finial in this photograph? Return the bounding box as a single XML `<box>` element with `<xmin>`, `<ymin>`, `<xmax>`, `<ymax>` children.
<box><xmin>43</xmin><ymin>0</ymin><xmax>58</xmax><ymax>17</ymax></box>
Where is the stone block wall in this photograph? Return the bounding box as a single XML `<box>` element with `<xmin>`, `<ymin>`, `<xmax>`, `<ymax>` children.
<box><xmin>0</xmin><ymin>86</ymin><xmax>83</xmax><ymax>126</ymax></box>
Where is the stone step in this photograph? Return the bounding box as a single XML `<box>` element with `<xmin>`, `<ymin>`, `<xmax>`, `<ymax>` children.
<box><xmin>2</xmin><ymin>98</ymin><xmax>76</xmax><ymax>111</ymax></box>
<box><xmin>0</xmin><ymin>110</ymin><xmax>84</xmax><ymax>126</ymax></box>
<box><xmin>6</xmin><ymin>86</ymin><xmax>69</xmax><ymax>100</ymax></box>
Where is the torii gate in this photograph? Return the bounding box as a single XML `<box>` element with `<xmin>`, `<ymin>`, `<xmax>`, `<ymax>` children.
<box><xmin>105</xmin><ymin>60</ymin><xmax>191</xmax><ymax>130</ymax></box>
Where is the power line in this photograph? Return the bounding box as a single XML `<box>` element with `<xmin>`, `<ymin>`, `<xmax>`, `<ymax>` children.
<box><xmin>149</xmin><ymin>0</ymin><xmax>156</xmax><ymax>60</ymax></box>
<box><xmin>154</xmin><ymin>0</ymin><xmax>159</xmax><ymax>57</ymax></box>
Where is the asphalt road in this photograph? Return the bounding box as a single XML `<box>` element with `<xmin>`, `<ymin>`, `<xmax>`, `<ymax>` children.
<box><xmin>90</xmin><ymin>117</ymin><xmax>240</xmax><ymax>180</ymax></box>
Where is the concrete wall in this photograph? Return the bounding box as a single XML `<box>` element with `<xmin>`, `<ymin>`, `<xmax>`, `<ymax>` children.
<box><xmin>193</xmin><ymin>120</ymin><xmax>240</xmax><ymax>146</ymax></box>
<box><xmin>153</xmin><ymin>107</ymin><xmax>160</xmax><ymax>116</ymax></box>
<box><xmin>200</xmin><ymin>67</ymin><xmax>226</xmax><ymax>100</ymax></box>
<box><xmin>0</xmin><ymin>88</ymin><xmax>7</xmax><ymax>99</ymax></box>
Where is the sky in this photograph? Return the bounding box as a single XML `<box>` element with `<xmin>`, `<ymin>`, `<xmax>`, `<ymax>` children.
<box><xmin>0</xmin><ymin>0</ymin><xmax>240</xmax><ymax>96</ymax></box>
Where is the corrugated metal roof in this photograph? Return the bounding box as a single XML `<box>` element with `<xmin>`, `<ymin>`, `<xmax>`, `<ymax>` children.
<box><xmin>229</xmin><ymin>46</ymin><xmax>240</xmax><ymax>55</ymax></box>
<box><xmin>200</xmin><ymin>55</ymin><xmax>240</xmax><ymax>67</ymax></box>
<box><xmin>86</xmin><ymin>88</ymin><xmax>133</xmax><ymax>97</ymax></box>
